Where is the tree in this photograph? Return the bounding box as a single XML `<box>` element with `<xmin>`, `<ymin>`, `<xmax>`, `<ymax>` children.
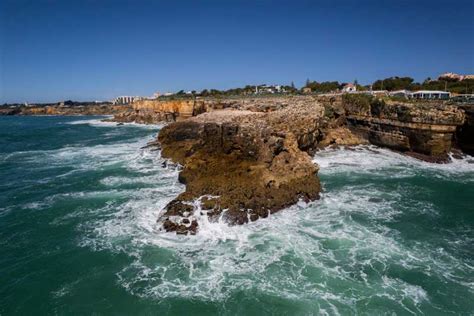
<box><xmin>304</xmin><ymin>81</ymin><xmax>340</xmax><ymax>93</ymax></box>
<box><xmin>372</xmin><ymin>76</ymin><xmax>414</xmax><ymax>91</ymax></box>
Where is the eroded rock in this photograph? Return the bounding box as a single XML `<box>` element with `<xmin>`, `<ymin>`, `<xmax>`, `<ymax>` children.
<box><xmin>157</xmin><ymin>103</ymin><xmax>332</xmax><ymax>234</ymax></box>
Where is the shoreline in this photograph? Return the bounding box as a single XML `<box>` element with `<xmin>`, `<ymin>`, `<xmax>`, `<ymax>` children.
<box><xmin>2</xmin><ymin>95</ymin><xmax>473</xmax><ymax>234</ymax></box>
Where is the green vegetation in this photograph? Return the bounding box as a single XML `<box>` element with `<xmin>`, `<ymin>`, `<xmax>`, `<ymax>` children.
<box><xmin>372</xmin><ymin>77</ymin><xmax>415</xmax><ymax>91</ymax></box>
<box><xmin>342</xmin><ymin>94</ymin><xmax>386</xmax><ymax>116</ymax></box>
<box><xmin>304</xmin><ymin>80</ymin><xmax>341</xmax><ymax>93</ymax></box>
<box><xmin>161</xmin><ymin>75</ymin><xmax>473</xmax><ymax>101</ymax></box>
<box><xmin>371</xmin><ymin>76</ymin><xmax>474</xmax><ymax>94</ymax></box>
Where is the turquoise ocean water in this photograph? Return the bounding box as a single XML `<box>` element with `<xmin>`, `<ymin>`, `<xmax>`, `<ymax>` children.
<box><xmin>0</xmin><ymin>116</ymin><xmax>473</xmax><ymax>315</ymax></box>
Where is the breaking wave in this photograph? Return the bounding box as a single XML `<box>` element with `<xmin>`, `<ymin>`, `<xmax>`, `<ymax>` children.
<box><xmin>65</xmin><ymin>117</ymin><xmax>162</xmax><ymax>129</ymax></box>
<box><xmin>74</xmin><ymin>144</ymin><xmax>473</xmax><ymax>314</ymax></box>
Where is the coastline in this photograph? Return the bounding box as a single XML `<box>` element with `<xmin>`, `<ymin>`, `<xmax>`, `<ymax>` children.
<box><xmin>3</xmin><ymin>95</ymin><xmax>473</xmax><ymax>234</ymax></box>
<box><xmin>1</xmin><ymin>115</ymin><xmax>473</xmax><ymax>314</ymax></box>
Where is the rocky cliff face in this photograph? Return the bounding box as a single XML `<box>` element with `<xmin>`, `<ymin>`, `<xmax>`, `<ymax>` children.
<box><xmin>112</xmin><ymin>99</ymin><xmax>207</xmax><ymax>124</ymax></box>
<box><xmin>156</xmin><ymin>100</ymin><xmax>358</xmax><ymax>234</ymax></box>
<box><xmin>154</xmin><ymin>95</ymin><xmax>471</xmax><ymax>234</ymax></box>
<box><xmin>338</xmin><ymin>96</ymin><xmax>466</xmax><ymax>162</ymax></box>
<box><xmin>111</xmin><ymin>96</ymin><xmax>341</xmax><ymax>124</ymax></box>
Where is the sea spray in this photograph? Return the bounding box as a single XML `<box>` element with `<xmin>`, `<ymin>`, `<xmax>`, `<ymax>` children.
<box><xmin>0</xmin><ymin>116</ymin><xmax>473</xmax><ymax>315</ymax></box>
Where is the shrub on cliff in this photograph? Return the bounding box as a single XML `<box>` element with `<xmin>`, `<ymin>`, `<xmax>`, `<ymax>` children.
<box><xmin>342</xmin><ymin>94</ymin><xmax>372</xmax><ymax>116</ymax></box>
<box><xmin>342</xmin><ymin>94</ymin><xmax>388</xmax><ymax>117</ymax></box>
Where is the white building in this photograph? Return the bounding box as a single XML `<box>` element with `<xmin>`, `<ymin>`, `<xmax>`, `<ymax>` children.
<box><xmin>255</xmin><ymin>84</ymin><xmax>285</xmax><ymax>94</ymax></box>
<box><xmin>113</xmin><ymin>96</ymin><xmax>141</xmax><ymax>104</ymax></box>
<box><xmin>342</xmin><ymin>83</ymin><xmax>357</xmax><ymax>93</ymax></box>
<box><xmin>389</xmin><ymin>90</ymin><xmax>410</xmax><ymax>98</ymax></box>
<box><xmin>438</xmin><ymin>72</ymin><xmax>474</xmax><ymax>81</ymax></box>
<box><xmin>410</xmin><ymin>90</ymin><xmax>450</xmax><ymax>100</ymax></box>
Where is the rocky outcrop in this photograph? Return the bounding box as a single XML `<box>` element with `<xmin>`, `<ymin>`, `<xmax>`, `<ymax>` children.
<box><xmin>153</xmin><ymin>95</ymin><xmax>471</xmax><ymax>234</ymax></box>
<box><xmin>111</xmin><ymin>99</ymin><xmax>207</xmax><ymax>124</ymax></box>
<box><xmin>110</xmin><ymin>95</ymin><xmax>341</xmax><ymax>124</ymax></box>
<box><xmin>0</xmin><ymin>104</ymin><xmax>128</xmax><ymax>116</ymax></box>
<box><xmin>156</xmin><ymin>100</ymin><xmax>351</xmax><ymax>234</ymax></box>
<box><xmin>338</xmin><ymin>95</ymin><xmax>466</xmax><ymax>162</ymax></box>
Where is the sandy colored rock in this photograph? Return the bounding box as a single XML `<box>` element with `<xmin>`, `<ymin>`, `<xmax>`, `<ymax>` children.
<box><xmin>157</xmin><ymin>102</ymin><xmax>336</xmax><ymax>234</ymax></box>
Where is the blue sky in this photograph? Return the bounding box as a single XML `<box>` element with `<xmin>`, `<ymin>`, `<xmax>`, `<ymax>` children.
<box><xmin>1</xmin><ymin>0</ymin><xmax>473</xmax><ymax>103</ymax></box>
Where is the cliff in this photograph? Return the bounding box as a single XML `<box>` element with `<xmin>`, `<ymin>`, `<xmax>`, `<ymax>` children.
<box><xmin>153</xmin><ymin>95</ymin><xmax>471</xmax><ymax>234</ymax></box>
<box><xmin>111</xmin><ymin>99</ymin><xmax>207</xmax><ymax>124</ymax></box>
<box><xmin>156</xmin><ymin>100</ymin><xmax>364</xmax><ymax>234</ymax></box>
<box><xmin>339</xmin><ymin>96</ymin><xmax>466</xmax><ymax>162</ymax></box>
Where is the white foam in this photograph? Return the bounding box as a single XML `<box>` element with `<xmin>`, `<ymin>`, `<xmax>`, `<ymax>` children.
<box><xmin>80</xmin><ymin>183</ymin><xmax>459</xmax><ymax>309</ymax></box>
<box><xmin>66</xmin><ymin>117</ymin><xmax>163</xmax><ymax>129</ymax></box>
<box><xmin>314</xmin><ymin>145</ymin><xmax>474</xmax><ymax>180</ymax></box>
<box><xmin>70</xmin><ymin>142</ymin><xmax>472</xmax><ymax>312</ymax></box>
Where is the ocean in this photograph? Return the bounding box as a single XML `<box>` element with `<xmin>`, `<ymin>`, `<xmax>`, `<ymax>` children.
<box><xmin>0</xmin><ymin>116</ymin><xmax>473</xmax><ymax>315</ymax></box>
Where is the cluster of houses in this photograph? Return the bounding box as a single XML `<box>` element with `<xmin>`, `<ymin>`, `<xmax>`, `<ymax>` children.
<box><xmin>337</xmin><ymin>84</ymin><xmax>451</xmax><ymax>100</ymax></box>
<box><xmin>438</xmin><ymin>72</ymin><xmax>474</xmax><ymax>81</ymax></box>
<box><xmin>388</xmin><ymin>90</ymin><xmax>450</xmax><ymax>100</ymax></box>
<box><xmin>113</xmin><ymin>88</ymin><xmax>454</xmax><ymax>104</ymax></box>
<box><xmin>113</xmin><ymin>76</ymin><xmax>472</xmax><ymax>104</ymax></box>
<box><xmin>112</xmin><ymin>85</ymin><xmax>288</xmax><ymax>104</ymax></box>
<box><xmin>112</xmin><ymin>96</ymin><xmax>144</xmax><ymax>105</ymax></box>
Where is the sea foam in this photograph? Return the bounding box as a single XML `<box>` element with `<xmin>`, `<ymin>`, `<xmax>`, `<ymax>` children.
<box><xmin>71</xmin><ymin>142</ymin><xmax>473</xmax><ymax>313</ymax></box>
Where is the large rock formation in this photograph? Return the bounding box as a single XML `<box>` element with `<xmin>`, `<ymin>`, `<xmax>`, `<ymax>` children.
<box><xmin>338</xmin><ymin>95</ymin><xmax>466</xmax><ymax>162</ymax></box>
<box><xmin>150</xmin><ymin>95</ymin><xmax>471</xmax><ymax>234</ymax></box>
<box><xmin>156</xmin><ymin>101</ymin><xmax>350</xmax><ymax>234</ymax></box>
<box><xmin>112</xmin><ymin>99</ymin><xmax>207</xmax><ymax>124</ymax></box>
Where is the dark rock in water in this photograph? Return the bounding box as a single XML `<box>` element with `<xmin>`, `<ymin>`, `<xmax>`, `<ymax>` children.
<box><xmin>450</xmin><ymin>149</ymin><xmax>465</xmax><ymax>160</ymax></box>
<box><xmin>162</xmin><ymin>218</ymin><xmax>198</xmax><ymax>235</ymax></box>
<box><xmin>141</xmin><ymin>140</ymin><xmax>161</xmax><ymax>150</ymax></box>
<box><xmin>368</xmin><ymin>197</ymin><xmax>383</xmax><ymax>203</ymax></box>
<box><xmin>405</xmin><ymin>151</ymin><xmax>451</xmax><ymax>164</ymax></box>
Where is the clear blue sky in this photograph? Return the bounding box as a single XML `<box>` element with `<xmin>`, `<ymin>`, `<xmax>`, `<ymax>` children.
<box><xmin>1</xmin><ymin>0</ymin><xmax>473</xmax><ymax>103</ymax></box>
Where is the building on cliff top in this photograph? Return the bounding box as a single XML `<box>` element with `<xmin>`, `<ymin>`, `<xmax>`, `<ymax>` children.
<box><xmin>438</xmin><ymin>72</ymin><xmax>474</xmax><ymax>81</ymax></box>
<box><xmin>341</xmin><ymin>83</ymin><xmax>356</xmax><ymax>93</ymax></box>
<box><xmin>411</xmin><ymin>90</ymin><xmax>450</xmax><ymax>100</ymax></box>
<box><xmin>113</xmin><ymin>96</ymin><xmax>142</xmax><ymax>104</ymax></box>
<box><xmin>389</xmin><ymin>90</ymin><xmax>411</xmax><ymax>98</ymax></box>
<box><xmin>255</xmin><ymin>84</ymin><xmax>285</xmax><ymax>94</ymax></box>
